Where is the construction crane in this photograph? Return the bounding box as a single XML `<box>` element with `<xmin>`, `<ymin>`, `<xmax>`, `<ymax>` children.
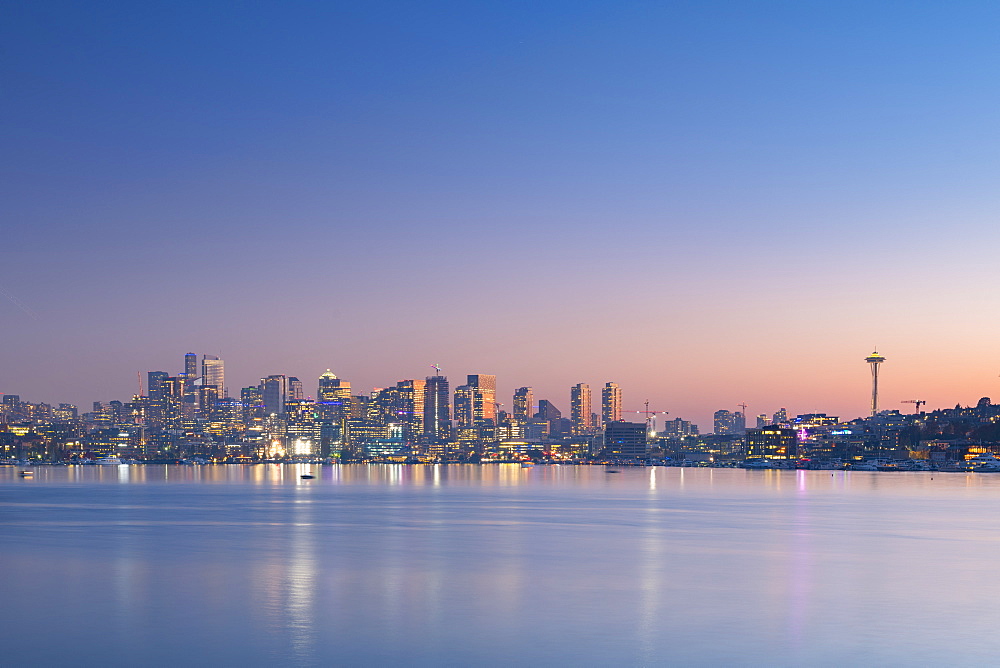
<box><xmin>737</xmin><ymin>402</ymin><xmax>748</xmax><ymax>415</ymax></box>
<box><xmin>901</xmin><ymin>399</ymin><xmax>926</xmax><ymax>414</ymax></box>
<box><xmin>625</xmin><ymin>400</ymin><xmax>668</xmax><ymax>434</ymax></box>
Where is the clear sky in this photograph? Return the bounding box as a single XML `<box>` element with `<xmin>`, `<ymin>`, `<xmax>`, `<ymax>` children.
<box><xmin>3</xmin><ymin>1</ymin><xmax>1000</xmax><ymax>429</ymax></box>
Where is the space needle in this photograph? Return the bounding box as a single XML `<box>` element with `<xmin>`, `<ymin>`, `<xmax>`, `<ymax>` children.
<box><xmin>865</xmin><ymin>349</ymin><xmax>886</xmax><ymax>415</ymax></box>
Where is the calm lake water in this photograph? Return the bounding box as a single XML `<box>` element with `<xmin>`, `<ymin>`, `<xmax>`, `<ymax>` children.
<box><xmin>2</xmin><ymin>464</ymin><xmax>999</xmax><ymax>666</ymax></box>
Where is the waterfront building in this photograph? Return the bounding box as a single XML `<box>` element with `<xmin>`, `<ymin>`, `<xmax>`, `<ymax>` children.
<box><xmin>602</xmin><ymin>382</ymin><xmax>622</xmax><ymax>424</ymax></box>
<box><xmin>746</xmin><ymin>426</ymin><xmax>798</xmax><ymax>460</ymax></box>
<box><xmin>605</xmin><ymin>421</ymin><xmax>647</xmax><ymax>458</ymax></box>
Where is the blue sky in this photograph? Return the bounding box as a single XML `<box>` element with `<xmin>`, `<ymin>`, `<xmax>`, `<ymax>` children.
<box><xmin>3</xmin><ymin>1</ymin><xmax>1000</xmax><ymax>427</ymax></box>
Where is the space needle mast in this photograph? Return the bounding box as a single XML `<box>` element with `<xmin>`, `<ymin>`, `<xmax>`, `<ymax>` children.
<box><xmin>865</xmin><ymin>349</ymin><xmax>886</xmax><ymax>415</ymax></box>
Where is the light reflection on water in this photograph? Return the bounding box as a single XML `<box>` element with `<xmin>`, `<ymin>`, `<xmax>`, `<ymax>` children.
<box><xmin>2</xmin><ymin>464</ymin><xmax>1000</xmax><ymax>666</ymax></box>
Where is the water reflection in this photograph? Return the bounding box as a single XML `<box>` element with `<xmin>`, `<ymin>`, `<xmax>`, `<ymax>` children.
<box><xmin>5</xmin><ymin>466</ymin><xmax>1000</xmax><ymax>665</ymax></box>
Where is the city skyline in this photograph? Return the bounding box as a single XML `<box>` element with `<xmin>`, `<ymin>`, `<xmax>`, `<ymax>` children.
<box><xmin>3</xmin><ymin>346</ymin><xmax>996</xmax><ymax>434</ymax></box>
<box><xmin>5</xmin><ymin>3</ymin><xmax>1000</xmax><ymax>431</ymax></box>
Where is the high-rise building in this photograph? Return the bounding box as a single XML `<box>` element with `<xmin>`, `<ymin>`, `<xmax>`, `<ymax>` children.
<box><xmin>772</xmin><ymin>407</ymin><xmax>788</xmax><ymax>424</ymax></box>
<box><xmin>184</xmin><ymin>353</ymin><xmax>198</xmax><ymax>379</ymax></box>
<box><xmin>454</xmin><ymin>385</ymin><xmax>474</xmax><ymax>430</ymax></box>
<box><xmin>423</xmin><ymin>375</ymin><xmax>451</xmax><ymax>441</ymax></box>
<box><xmin>733</xmin><ymin>411</ymin><xmax>746</xmax><ymax>434</ymax></box>
<box><xmin>456</xmin><ymin>375</ymin><xmax>497</xmax><ymax>430</ymax></box>
<box><xmin>261</xmin><ymin>375</ymin><xmax>287</xmax><ymax>416</ymax></box>
<box><xmin>756</xmin><ymin>414</ymin><xmax>769</xmax><ymax>428</ymax></box>
<box><xmin>146</xmin><ymin>371</ymin><xmax>169</xmax><ymax>425</ymax></box>
<box><xmin>198</xmin><ymin>385</ymin><xmax>219</xmax><ymax>419</ymax></box>
<box><xmin>602</xmin><ymin>382</ymin><xmax>622</xmax><ymax>424</ymax></box>
<box><xmin>317</xmin><ymin>370</ymin><xmax>351</xmax><ymax>423</ymax></box>
<box><xmin>571</xmin><ymin>383</ymin><xmax>592</xmax><ymax>435</ymax></box>
<box><xmin>201</xmin><ymin>355</ymin><xmax>224</xmax><ymax>398</ymax></box>
<box><xmin>513</xmin><ymin>387</ymin><xmax>534</xmax><ymax>424</ymax></box>
<box><xmin>535</xmin><ymin>400</ymin><xmax>561</xmax><ymax>422</ymax></box>
<box><xmin>661</xmin><ymin>417</ymin><xmax>698</xmax><ymax>438</ymax></box>
<box><xmin>241</xmin><ymin>386</ymin><xmax>264</xmax><ymax>422</ymax></box>
<box><xmin>714</xmin><ymin>409</ymin><xmax>734</xmax><ymax>435</ymax></box>
<box><xmin>287</xmin><ymin>377</ymin><xmax>304</xmax><ymax>402</ymax></box>
<box><xmin>146</xmin><ymin>372</ymin><xmax>168</xmax><ymax>400</ymax></box>
<box><xmin>395</xmin><ymin>379</ymin><xmax>426</xmax><ymax>443</ymax></box>
<box><xmin>467</xmin><ymin>374</ymin><xmax>496</xmax><ymax>425</ymax></box>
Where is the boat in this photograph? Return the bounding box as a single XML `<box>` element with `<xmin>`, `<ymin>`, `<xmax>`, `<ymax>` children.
<box><xmin>520</xmin><ymin>462</ymin><xmax>534</xmax><ymax>468</ymax></box>
<box><xmin>850</xmin><ymin>462</ymin><xmax>879</xmax><ymax>471</ymax></box>
<box><xmin>605</xmin><ymin>469</ymin><xmax>621</xmax><ymax>473</ymax></box>
<box><xmin>300</xmin><ymin>473</ymin><xmax>315</xmax><ymax>479</ymax></box>
<box><xmin>968</xmin><ymin>454</ymin><xmax>1000</xmax><ymax>472</ymax></box>
<box><xmin>743</xmin><ymin>459</ymin><xmax>786</xmax><ymax>469</ymax></box>
<box><xmin>95</xmin><ymin>456</ymin><xmax>123</xmax><ymax>466</ymax></box>
<box><xmin>19</xmin><ymin>470</ymin><xmax>33</xmax><ymax>477</ymax></box>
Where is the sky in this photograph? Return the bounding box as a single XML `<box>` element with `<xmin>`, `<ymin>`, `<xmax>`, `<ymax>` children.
<box><xmin>3</xmin><ymin>1</ymin><xmax>1000</xmax><ymax>429</ymax></box>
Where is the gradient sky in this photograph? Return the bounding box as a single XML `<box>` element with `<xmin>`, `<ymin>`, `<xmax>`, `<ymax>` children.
<box><xmin>3</xmin><ymin>1</ymin><xmax>1000</xmax><ymax>429</ymax></box>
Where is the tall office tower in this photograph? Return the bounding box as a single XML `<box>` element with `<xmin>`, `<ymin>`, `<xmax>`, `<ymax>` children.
<box><xmin>159</xmin><ymin>375</ymin><xmax>190</xmax><ymax>426</ymax></box>
<box><xmin>317</xmin><ymin>370</ymin><xmax>351</xmax><ymax>423</ymax></box>
<box><xmin>241</xmin><ymin>386</ymin><xmax>264</xmax><ymax>422</ymax></box>
<box><xmin>368</xmin><ymin>387</ymin><xmax>399</xmax><ymax>431</ymax></box>
<box><xmin>184</xmin><ymin>352</ymin><xmax>198</xmax><ymax>378</ymax></box>
<box><xmin>287</xmin><ymin>377</ymin><xmax>304</xmax><ymax>402</ymax></box>
<box><xmin>733</xmin><ymin>411</ymin><xmax>746</xmax><ymax>434</ymax></box>
<box><xmin>570</xmin><ymin>383</ymin><xmax>593</xmax><ymax>435</ymax></box>
<box><xmin>453</xmin><ymin>384</ymin><xmax>474</xmax><ymax>429</ymax></box>
<box><xmin>423</xmin><ymin>374</ymin><xmax>451</xmax><ymax>441</ymax></box>
<box><xmin>202</xmin><ymin>355</ymin><xmax>224</xmax><ymax>397</ymax></box>
<box><xmin>198</xmin><ymin>385</ymin><xmax>219</xmax><ymax>419</ymax></box>
<box><xmin>772</xmin><ymin>407</ymin><xmax>788</xmax><ymax>424</ymax></box>
<box><xmin>466</xmin><ymin>375</ymin><xmax>497</xmax><ymax>424</ymax></box>
<box><xmin>147</xmin><ymin>372</ymin><xmax>168</xmax><ymax>401</ymax></box>
<box><xmin>261</xmin><ymin>375</ymin><xmax>287</xmax><ymax>415</ymax></box>
<box><xmin>513</xmin><ymin>387</ymin><xmax>534</xmax><ymax>423</ymax></box>
<box><xmin>714</xmin><ymin>409</ymin><xmax>734</xmax><ymax>435</ymax></box>
<box><xmin>756</xmin><ymin>414</ymin><xmax>769</xmax><ymax>428</ymax></box>
<box><xmin>146</xmin><ymin>371</ymin><xmax>170</xmax><ymax>425</ymax></box>
<box><xmin>395</xmin><ymin>379</ymin><xmax>426</xmax><ymax>442</ymax></box>
<box><xmin>285</xmin><ymin>399</ymin><xmax>320</xmax><ymax>455</ymax></box>
<box><xmin>348</xmin><ymin>394</ymin><xmax>369</xmax><ymax>420</ymax></box>
<box><xmin>602</xmin><ymin>382</ymin><xmax>622</xmax><ymax>424</ymax></box>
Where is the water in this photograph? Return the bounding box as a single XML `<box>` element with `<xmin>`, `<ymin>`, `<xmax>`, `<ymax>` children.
<box><xmin>2</xmin><ymin>464</ymin><xmax>999</xmax><ymax>666</ymax></box>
